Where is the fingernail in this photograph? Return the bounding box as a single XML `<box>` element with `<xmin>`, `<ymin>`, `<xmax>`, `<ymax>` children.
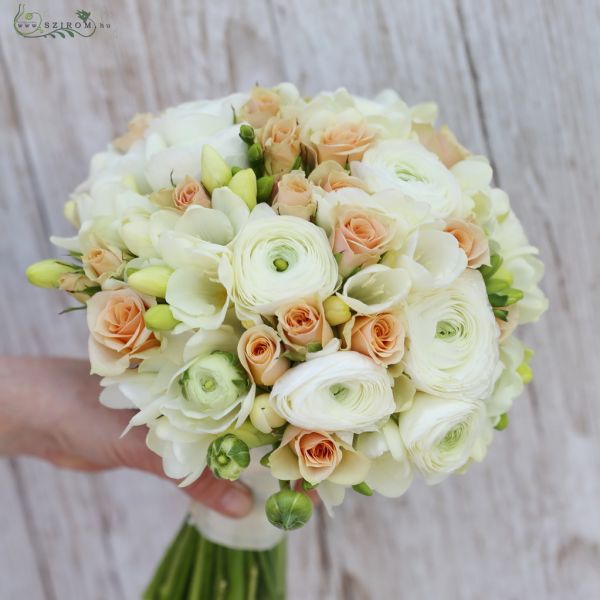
<box><xmin>219</xmin><ymin>483</ymin><xmax>253</xmax><ymax>517</ymax></box>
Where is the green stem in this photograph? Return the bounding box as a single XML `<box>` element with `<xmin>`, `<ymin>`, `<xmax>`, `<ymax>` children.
<box><xmin>226</xmin><ymin>546</ymin><xmax>245</xmax><ymax>600</ymax></box>
<box><xmin>158</xmin><ymin>524</ymin><xmax>197</xmax><ymax>600</ymax></box>
<box><xmin>187</xmin><ymin>534</ymin><xmax>207</xmax><ymax>600</ymax></box>
<box><xmin>143</xmin><ymin>520</ymin><xmax>187</xmax><ymax>600</ymax></box>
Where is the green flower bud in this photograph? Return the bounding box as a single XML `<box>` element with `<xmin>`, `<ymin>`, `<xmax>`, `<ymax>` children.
<box><xmin>256</xmin><ymin>175</ymin><xmax>274</xmax><ymax>203</ymax></box>
<box><xmin>495</xmin><ymin>413</ymin><xmax>509</xmax><ymax>431</ymax></box>
<box><xmin>26</xmin><ymin>259</ymin><xmax>77</xmax><ymax>289</ymax></box>
<box><xmin>228</xmin><ymin>168</ymin><xmax>257</xmax><ymax>210</ymax></box>
<box><xmin>179</xmin><ymin>351</ymin><xmax>249</xmax><ymax>416</ymax></box>
<box><xmin>265</xmin><ymin>489</ymin><xmax>313</xmax><ymax>531</ymax></box>
<box><xmin>63</xmin><ymin>199</ymin><xmax>80</xmax><ymax>228</ymax></box>
<box><xmin>517</xmin><ymin>347</ymin><xmax>534</xmax><ymax>384</ymax></box>
<box><xmin>352</xmin><ymin>482</ymin><xmax>373</xmax><ymax>496</ymax></box>
<box><xmin>239</xmin><ymin>124</ymin><xmax>255</xmax><ymax>145</ymax></box>
<box><xmin>323</xmin><ymin>296</ymin><xmax>352</xmax><ymax>326</ymax></box>
<box><xmin>247</xmin><ymin>143</ymin><xmax>263</xmax><ymax>165</ymax></box>
<box><xmin>201</xmin><ymin>145</ymin><xmax>232</xmax><ymax>193</ymax></box>
<box><xmin>249</xmin><ymin>393</ymin><xmax>286</xmax><ymax>434</ymax></box>
<box><xmin>207</xmin><ymin>434</ymin><xmax>250</xmax><ymax>481</ymax></box>
<box><xmin>128</xmin><ymin>265</ymin><xmax>173</xmax><ymax>298</ymax></box>
<box><xmin>144</xmin><ymin>304</ymin><xmax>180</xmax><ymax>331</ymax></box>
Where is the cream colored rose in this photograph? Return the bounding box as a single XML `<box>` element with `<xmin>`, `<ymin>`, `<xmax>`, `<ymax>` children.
<box><xmin>272</xmin><ymin>171</ymin><xmax>316</xmax><ymax>220</ymax></box>
<box><xmin>238</xmin><ymin>324</ymin><xmax>290</xmax><ymax>386</ymax></box>
<box><xmin>87</xmin><ymin>288</ymin><xmax>160</xmax><ymax>376</ymax></box>
<box><xmin>344</xmin><ymin>312</ymin><xmax>405</xmax><ymax>366</ymax></box>
<box><xmin>308</xmin><ymin>160</ymin><xmax>369</xmax><ymax>192</ymax></box>
<box><xmin>261</xmin><ymin>117</ymin><xmax>301</xmax><ymax>175</ymax></box>
<box><xmin>275</xmin><ymin>298</ymin><xmax>334</xmax><ymax>353</ymax></box>
<box><xmin>444</xmin><ymin>218</ymin><xmax>490</xmax><ymax>268</ymax></box>
<box><xmin>173</xmin><ymin>176</ymin><xmax>211</xmax><ymax>211</ymax></box>
<box><xmin>332</xmin><ymin>207</ymin><xmax>394</xmax><ymax>276</ymax></box>
<box><xmin>308</xmin><ymin>118</ymin><xmax>375</xmax><ymax>166</ymax></box>
<box><xmin>83</xmin><ymin>246</ymin><xmax>125</xmax><ymax>283</ymax></box>
<box><xmin>269</xmin><ymin>426</ymin><xmax>370</xmax><ymax>486</ymax></box>
<box><xmin>239</xmin><ymin>87</ymin><xmax>281</xmax><ymax>128</ymax></box>
<box><xmin>112</xmin><ymin>112</ymin><xmax>153</xmax><ymax>153</ymax></box>
<box><xmin>414</xmin><ymin>124</ymin><xmax>469</xmax><ymax>168</ymax></box>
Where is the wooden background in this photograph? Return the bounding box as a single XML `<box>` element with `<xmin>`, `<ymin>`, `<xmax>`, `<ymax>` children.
<box><xmin>1</xmin><ymin>0</ymin><xmax>599</xmax><ymax>598</ymax></box>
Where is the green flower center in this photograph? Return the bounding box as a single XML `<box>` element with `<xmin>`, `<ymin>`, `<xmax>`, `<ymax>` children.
<box><xmin>330</xmin><ymin>384</ymin><xmax>349</xmax><ymax>402</ymax></box>
<box><xmin>273</xmin><ymin>258</ymin><xmax>289</xmax><ymax>272</ymax></box>
<box><xmin>435</xmin><ymin>320</ymin><xmax>460</xmax><ymax>341</ymax></box>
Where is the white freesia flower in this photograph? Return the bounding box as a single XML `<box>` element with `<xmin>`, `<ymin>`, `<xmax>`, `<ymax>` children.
<box><xmin>485</xmin><ymin>336</ymin><xmax>526</xmax><ymax>418</ymax></box>
<box><xmin>156</xmin><ymin>231</ymin><xmax>233</xmax><ymax>331</ymax></box>
<box><xmin>356</xmin><ymin>420</ymin><xmax>413</xmax><ymax>497</ymax></box>
<box><xmin>352</xmin><ymin>140</ymin><xmax>465</xmax><ymax>218</ymax></box>
<box><xmin>404</xmin><ymin>270</ymin><xmax>500</xmax><ymax>399</ymax></box>
<box><xmin>231</xmin><ymin>205</ymin><xmax>338</xmax><ymax>317</ymax></box>
<box><xmin>271</xmin><ymin>351</ymin><xmax>395</xmax><ymax>433</ymax></box>
<box><xmin>147</xmin><ymin>415</ymin><xmax>214</xmax><ymax>486</ymax></box>
<box><xmin>399</xmin><ymin>228</ymin><xmax>467</xmax><ymax>290</ymax></box>
<box><xmin>399</xmin><ymin>392</ymin><xmax>491</xmax><ymax>484</ymax></box>
<box><xmin>492</xmin><ymin>211</ymin><xmax>548</xmax><ymax>323</ymax></box>
<box><xmin>337</xmin><ymin>264</ymin><xmax>411</xmax><ymax>315</ymax></box>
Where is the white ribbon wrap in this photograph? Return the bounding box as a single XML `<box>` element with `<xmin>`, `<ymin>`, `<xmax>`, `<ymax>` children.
<box><xmin>188</xmin><ymin>456</ymin><xmax>285</xmax><ymax>551</ymax></box>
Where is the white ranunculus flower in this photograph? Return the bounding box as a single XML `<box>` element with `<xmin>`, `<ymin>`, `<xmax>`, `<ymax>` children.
<box><xmin>146</xmin><ymin>415</ymin><xmax>214</xmax><ymax>486</ymax></box>
<box><xmin>351</xmin><ymin>140</ymin><xmax>465</xmax><ymax>218</ymax></box>
<box><xmin>404</xmin><ymin>270</ymin><xmax>500</xmax><ymax>399</ymax></box>
<box><xmin>270</xmin><ymin>351</ymin><xmax>395</xmax><ymax>433</ymax></box>
<box><xmin>356</xmin><ymin>420</ymin><xmax>413</xmax><ymax>497</ymax></box>
<box><xmin>231</xmin><ymin>204</ymin><xmax>338</xmax><ymax>317</ymax></box>
<box><xmin>337</xmin><ymin>264</ymin><xmax>411</xmax><ymax>315</ymax></box>
<box><xmin>399</xmin><ymin>228</ymin><xmax>467</xmax><ymax>290</ymax></box>
<box><xmin>399</xmin><ymin>392</ymin><xmax>490</xmax><ymax>484</ymax></box>
<box><xmin>158</xmin><ymin>231</ymin><xmax>233</xmax><ymax>330</ymax></box>
<box><xmin>159</xmin><ymin>326</ymin><xmax>256</xmax><ymax>434</ymax></box>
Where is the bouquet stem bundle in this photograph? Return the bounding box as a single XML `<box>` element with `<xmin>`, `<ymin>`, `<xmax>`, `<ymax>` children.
<box><xmin>144</xmin><ymin>520</ymin><xmax>286</xmax><ymax>600</ymax></box>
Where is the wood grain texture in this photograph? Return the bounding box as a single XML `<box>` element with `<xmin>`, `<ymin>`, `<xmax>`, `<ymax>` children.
<box><xmin>1</xmin><ymin>0</ymin><xmax>598</xmax><ymax>598</ymax></box>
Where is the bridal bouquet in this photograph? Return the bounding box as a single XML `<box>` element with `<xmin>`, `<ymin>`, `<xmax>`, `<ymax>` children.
<box><xmin>27</xmin><ymin>83</ymin><xmax>547</xmax><ymax>599</ymax></box>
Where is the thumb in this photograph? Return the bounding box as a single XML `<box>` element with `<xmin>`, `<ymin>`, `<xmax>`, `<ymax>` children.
<box><xmin>112</xmin><ymin>423</ymin><xmax>254</xmax><ymax>518</ymax></box>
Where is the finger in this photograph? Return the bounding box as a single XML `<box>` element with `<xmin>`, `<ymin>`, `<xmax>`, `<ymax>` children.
<box><xmin>181</xmin><ymin>470</ymin><xmax>254</xmax><ymax>518</ymax></box>
<box><xmin>111</xmin><ymin>427</ymin><xmax>253</xmax><ymax>518</ymax></box>
<box><xmin>44</xmin><ymin>451</ymin><xmax>106</xmax><ymax>472</ymax></box>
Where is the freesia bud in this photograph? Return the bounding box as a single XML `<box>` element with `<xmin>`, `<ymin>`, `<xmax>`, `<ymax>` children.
<box><xmin>247</xmin><ymin>143</ymin><xmax>263</xmax><ymax>165</ymax></box>
<box><xmin>228</xmin><ymin>168</ymin><xmax>257</xmax><ymax>210</ymax></box>
<box><xmin>128</xmin><ymin>266</ymin><xmax>173</xmax><ymax>298</ymax></box>
<box><xmin>495</xmin><ymin>413</ymin><xmax>509</xmax><ymax>431</ymax></box>
<box><xmin>26</xmin><ymin>259</ymin><xmax>77</xmax><ymax>289</ymax></box>
<box><xmin>143</xmin><ymin>304</ymin><xmax>180</xmax><ymax>331</ymax></box>
<box><xmin>379</xmin><ymin>250</ymin><xmax>399</xmax><ymax>267</ymax></box>
<box><xmin>257</xmin><ymin>175</ymin><xmax>274</xmax><ymax>203</ymax></box>
<box><xmin>517</xmin><ymin>347</ymin><xmax>534</xmax><ymax>384</ymax></box>
<box><xmin>250</xmin><ymin>393</ymin><xmax>286</xmax><ymax>434</ymax></box>
<box><xmin>265</xmin><ymin>489</ymin><xmax>313</xmax><ymax>531</ymax></box>
<box><xmin>201</xmin><ymin>145</ymin><xmax>232</xmax><ymax>193</ymax></box>
<box><xmin>323</xmin><ymin>296</ymin><xmax>352</xmax><ymax>326</ymax></box>
<box><xmin>352</xmin><ymin>482</ymin><xmax>373</xmax><ymax>496</ymax></box>
<box><xmin>63</xmin><ymin>199</ymin><xmax>80</xmax><ymax>228</ymax></box>
<box><xmin>207</xmin><ymin>434</ymin><xmax>250</xmax><ymax>481</ymax></box>
<box><xmin>239</xmin><ymin>124</ymin><xmax>255</xmax><ymax>145</ymax></box>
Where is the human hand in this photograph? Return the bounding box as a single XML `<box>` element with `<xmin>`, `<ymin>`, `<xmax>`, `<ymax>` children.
<box><xmin>0</xmin><ymin>356</ymin><xmax>253</xmax><ymax>518</ymax></box>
